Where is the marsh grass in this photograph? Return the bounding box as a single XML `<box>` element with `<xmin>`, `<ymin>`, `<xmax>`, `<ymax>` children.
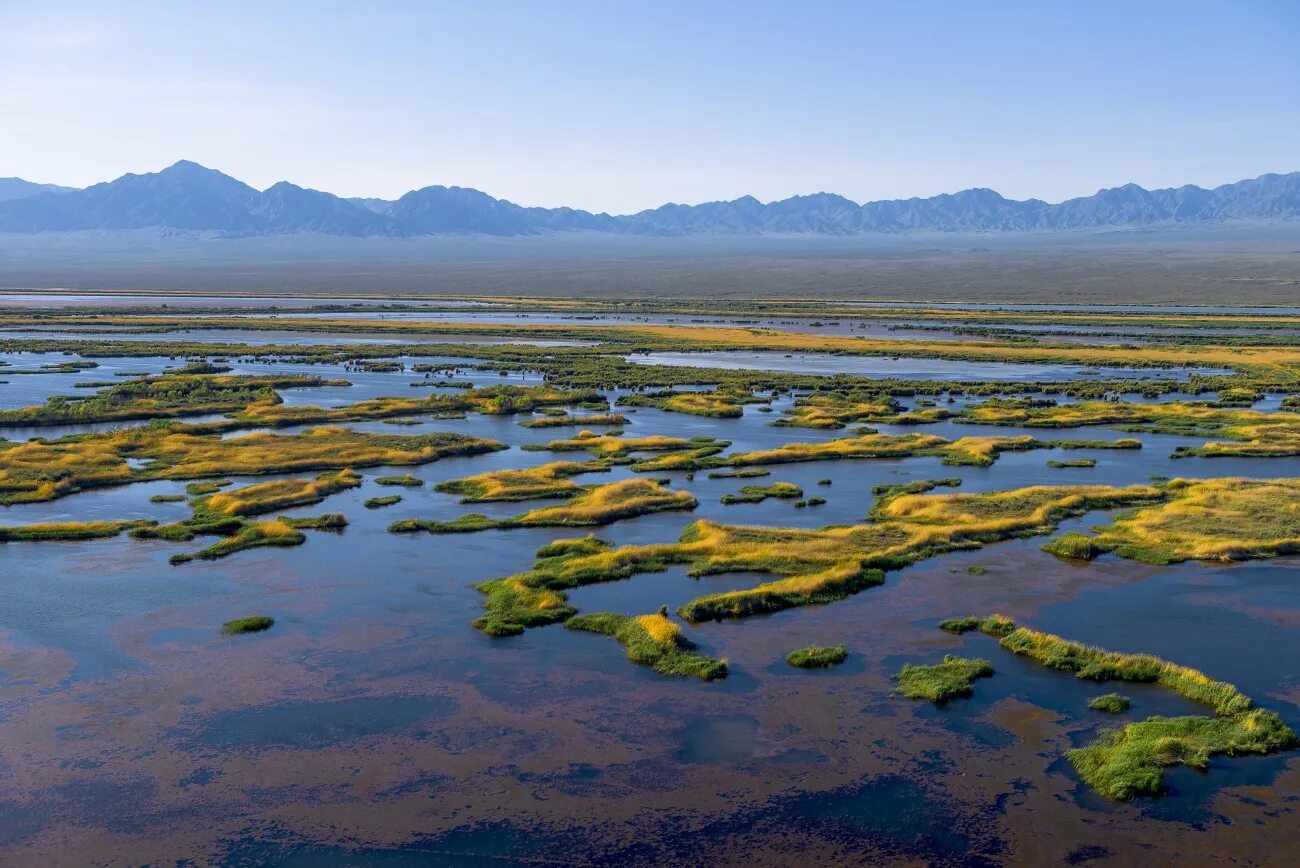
<box><xmin>520</xmin><ymin>413</ymin><xmax>627</xmax><ymax>428</ymax></box>
<box><xmin>895</xmin><ymin>655</ymin><xmax>994</xmax><ymax>703</ymax></box>
<box><xmin>947</xmin><ymin>615</ymin><xmax>1298</xmax><ymax>799</ymax></box>
<box><xmin>1089</xmin><ymin>693</ymin><xmax>1131</xmax><ymax>713</ymax></box>
<box><xmin>720</xmin><ymin>482</ymin><xmax>803</xmax><ymax>504</ymax></box>
<box><xmin>565</xmin><ymin>611</ymin><xmax>727</xmax><ymax>679</ymax></box>
<box><xmin>375</xmin><ymin>474</ymin><xmax>423</xmax><ymax>486</ymax></box>
<box><xmin>434</xmin><ymin>461</ymin><xmax>608</xmax><ymax>502</ymax></box>
<box><xmin>395</xmin><ymin>478</ymin><xmax>697</xmax><ymax>534</ymax></box>
<box><xmin>365</xmin><ymin>495</ymin><xmax>402</xmax><ymax>508</ymax></box>
<box><xmin>0</xmin><ymin>425</ymin><xmax>503</xmax><ymax>505</ymax></box>
<box><xmin>221</xmin><ymin>615</ymin><xmax>275</xmax><ymax>634</ymax></box>
<box><xmin>0</xmin><ymin>519</ymin><xmax>155</xmax><ymax>542</ymax></box>
<box><xmin>786</xmin><ymin>644</ymin><xmax>848</xmax><ymax>669</ymax></box>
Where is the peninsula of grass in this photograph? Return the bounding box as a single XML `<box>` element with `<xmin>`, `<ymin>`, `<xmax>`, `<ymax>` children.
<box><xmin>375</xmin><ymin>474</ymin><xmax>423</xmax><ymax>486</ymax></box>
<box><xmin>392</xmin><ymin>478</ymin><xmax>697</xmax><ymax>534</ymax></box>
<box><xmin>1089</xmin><ymin>693</ymin><xmax>1131</xmax><ymax>713</ymax></box>
<box><xmin>0</xmin><ymin>371</ymin><xmax>342</xmax><ymax>427</ymax></box>
<box><xmin>0</xmin><ymin>425</ymin><xmax>504</xmax><ymax>505</ymax></box>
<box><xmin>365</xmin><ymin>495</ymin><xmax>402</xmax><ymax>508</ymax></box>
<box><xmin>1042</xmin><ymin>477</ymin><xmax>1300</xmax><ymax>564</ymax></box>
<box><xmin>0</xmin><ymin>519</ymin><xmax>156</xmax><ymax>543</ymax></box>
<box><xmin>895</xmin><ymin>655</ymin><xmax>994</xmax><ymax>703</ymax></box>
<box><xmin>720</xmin><ymin>481</ymin><xmax>803</xmax><ymax>504</ymax></box>
<box><xmin>224</xmin><ymin>384</ymin><xmax>604</xmax><ymax>431</ymax></box>
<box><xmin>960</xmin><ymin>397</ymin><xmax>1300</xmax><ymax>459</ymax></box>
<box><xmin>565</xmin><ymin>611</ymin><xmax>727</xmax><ymax>679</ymax></box>
<box><xmin>467</xmin><ymin>482</ymin><xmax>1164</xmax><ymax>636</ymax></box>
<box><xmin>202</xmin><ymin>469</ymin><xmax>361</xmax><ymax>516</ymax></box>
<box><xmin>786</xmin><ymin>644</ymin><xmax>848</xmax><ymax>669</ymax></box>
<box><xmin>944</xmin><ymin>615</ymin><xmax>1297</xmax><ymax>799</ymax></box>
<box><xmin>221</xmin><ymin>615</ymin><xmax>275</xmax><ymax>635</ymax></box>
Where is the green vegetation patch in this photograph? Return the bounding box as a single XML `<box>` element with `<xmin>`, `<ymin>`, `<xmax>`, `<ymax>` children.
<box><xmin>720</xmin><ymin>481</ymin><xmax>803</xmax><ymax>504</ymax></box>
<box><xmin>566</xmin><ymin>611</ymin><xmax>726</xmax><ymax>679</ymax></box>
<box><xmin>945</xmin><ymin>615</ymin><xmax>1298</xmax><ymax>799</ymax></box>
<box><xmin>365</xmin><ymin>495</ymin><xmax>402</xmax><ymax>508</ymax></box>
<box><xmin>375</xmin><ymin>474</ymin><xmax>423</xmax><ymax>487</ymax></box>
<box><xmin>393</xmin><ymin>478</ymin><xmax>697</xmax><ymax>534</ymax></box>
<box><xmin>786</xmin><ymin>644</ymin><xmax>848</xmax><ymax>669</ymax></box>
<box><xmin>222</xmin><ymin>614</ymin><xmax>275</xmax><ymax>635</ymax></box>
<box><xmin>896</xmin><ymin>655</ymin><xmax>994</xmax><ymax>703</ymax></box>
<box><xmin>1089</xmin><ymin>693</ymin><xmax>1132</xmax><ymax>713</ymax></box>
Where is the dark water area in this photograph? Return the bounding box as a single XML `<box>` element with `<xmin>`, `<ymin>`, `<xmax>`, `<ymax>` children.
<box><xmin>0</xmin><ymin>343</ymin><xmax>1297</xmax><ymax>865</ymax></box>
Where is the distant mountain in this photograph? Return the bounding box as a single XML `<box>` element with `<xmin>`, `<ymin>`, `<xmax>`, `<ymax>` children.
<box><xmin>0</xmin><ymin>160</ymin><xmax>1296</xmax><ymax>237</ymax></box>
<box><xmin>0</xmin><ymin>177</ymin><xmax>78</xmax><ymax>203</ymax></box>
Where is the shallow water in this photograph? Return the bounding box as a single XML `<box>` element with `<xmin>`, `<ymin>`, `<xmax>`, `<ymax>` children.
<box><xmin>0</xmin><ymin>340</ymin><xmax>1297</xmax><ymax>865</ymax></box>
<box><xmin>625</xmin><ymin>349</ymin><xmax>1229</xmax><ymax>381</ymax></box>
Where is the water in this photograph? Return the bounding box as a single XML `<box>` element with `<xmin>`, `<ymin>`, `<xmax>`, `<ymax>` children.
<box><xmin>626</xmin><ymin>350</ymin><xmax>1229</xmax><ymax>381</ymax></box>
<box><xmin>0</xmin><ymin>338</ymin><xmax>1296</xmax><ymax>865</ymax></box>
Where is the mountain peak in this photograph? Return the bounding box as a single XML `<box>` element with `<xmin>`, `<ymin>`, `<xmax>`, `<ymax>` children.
<box><xmin>0</xmin><ymin>163</ymin><xmax>1295</xmax><ymax>236</ymax></box>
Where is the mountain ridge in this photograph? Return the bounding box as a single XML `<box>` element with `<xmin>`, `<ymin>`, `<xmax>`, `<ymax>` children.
<box><xmin>0</xmin><ymin>161</ymin><xmax>1296</xmax><ymax>237</ymax></box>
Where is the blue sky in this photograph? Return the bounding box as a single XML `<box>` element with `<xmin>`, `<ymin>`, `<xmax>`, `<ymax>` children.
<box><xmin>1</xmin><ymin>1</ymin><xmax>1297</xmax><ymax>212</ymax></box>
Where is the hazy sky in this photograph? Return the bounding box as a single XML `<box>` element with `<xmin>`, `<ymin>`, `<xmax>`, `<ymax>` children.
<box><xmin>2</xmin><ymin>1</ymin><xmax>1297</xmax><ymax>213</ymax></box>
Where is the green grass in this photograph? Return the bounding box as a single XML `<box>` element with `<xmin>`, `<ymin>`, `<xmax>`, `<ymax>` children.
<box><xmin>1089</xmin><ymin>693</ymin><xmax>1131</xmax><ymax>713</ymax></box>
<box><xmin>944</xmin><ymin>615</ymin><xmax>1299</xmax><ymax>799</ymax></box>
<box><xmin>707</xmin><ymin>468</ymin><xmax>771</xmax><ymax>479</ymax></box>
<box><xmin>365</xmin><ymin>495</ymin><xmax>402</xmax><ymax>508</ymax></box>
<box><xmin>1069</xmin><ymin>712</ymin><xmax>1295</xmax><ymax>800</ymax></box>
<box><xmin>565</xmin><ymin>611</ymin><xmax>727</xmax><ymax>679</ymax></box>
<box><xmin>221</xmin><ymin>614</ymin><xmax>275</xmax><ymax>634</ymax></box>
<box><xmin>720</xmin><ymin>481</ymin><xmax>803</xmax><ymax>504</ymax></box>
<box><xmin>374</xmin><ymin>474</ymin><xmax>423</xmax><ymax>486</ymax></box>
<box><xmin>1047</xmin><ymin>458</ymin><xmax>1097</xmax><ymax>468</ymax></box>
<box><xmin>1041</xmin><ymin>532</ymin><xmax>1105</xmax><ymax>560</ymax></box>
<box><xmin>149</xmin><ymin>493</ymin><xmax>186</xmax><ymax>503</ymax></box>
<box><xmin>895</xmin><ymin>655</ymin><xmax>994</xmax><ymax>703</ymax></box>
<box><xmin>786</xmin><ymin>644</ymin><xmax>848</xmax><ymax>669</ymax></box>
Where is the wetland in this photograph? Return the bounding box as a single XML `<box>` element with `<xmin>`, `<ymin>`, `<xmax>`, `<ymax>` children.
<box><xmin>1</xmin><ymin>293</ymin><xmax>1298</xmax><ymax>865</ymax></box>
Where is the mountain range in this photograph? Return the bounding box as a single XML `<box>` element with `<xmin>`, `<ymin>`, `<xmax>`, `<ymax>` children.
<box><xmin>0</xmin><ymin>160</ymin><xmax>1296</xmax><ymax>237</ymax></box>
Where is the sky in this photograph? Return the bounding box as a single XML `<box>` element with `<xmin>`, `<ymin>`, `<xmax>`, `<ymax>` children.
<box><xmin>1</xmin><ymin>1</ymin><xmax>1298</xmax><ymax>213</ymax></box>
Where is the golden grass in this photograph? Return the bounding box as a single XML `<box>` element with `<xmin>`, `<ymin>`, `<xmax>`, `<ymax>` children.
<box><xmin>962</xmin><ymin>399</ymin><xmax>1300</xmax><ymax>458</ymax></box>
<box><xmin>204</xmin><ymin>469</ymin><xmax>361</xmax><ymax>516</ymax></box>
<box><xmin>0</xmin><ymin>424</ymin><xmax>504</xmax><ymax>504</ymax></box>
<box><xmin>469</xmin><ymin>482</ymin><xmax>1163</xmax><ymax>635</ymax></box>
<box><xmin>1084</xmin><ymin>477</ymin><xmax>1300</xmax><ymax>563</ymax></box>
<box><xmin>394</xmin><ymin>478</ymin><xmax>697</xmax><ymax>534</ymax></box>
<box><xmin>434</xmin><ymin>461</ymin><xmax>605</xmax><ymax>502</ymax></box>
